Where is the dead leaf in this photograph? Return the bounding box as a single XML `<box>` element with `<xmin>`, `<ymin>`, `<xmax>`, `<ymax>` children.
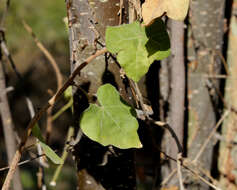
<box><xmin>161</xmin><ymin>186</ymin><xmax>178</xmax><ymax>190</ymax></box>
<box><xmin>142</xmin><ymin>0</ymin><xmax>190</xmax><ymax>26</ymax></box>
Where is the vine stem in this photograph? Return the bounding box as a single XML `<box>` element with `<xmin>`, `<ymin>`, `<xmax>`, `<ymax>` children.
<box><xmin>1</xmin><ymin>47</ymin><xmax>107</xmax><ymax>190</ymax></box>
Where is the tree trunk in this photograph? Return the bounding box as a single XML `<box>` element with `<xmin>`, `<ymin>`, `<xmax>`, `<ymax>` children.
<box><xmin>66</xmin><ymin>0</ymin><xmax>136</xmax><ymax>189</ymax></box>
<box><xmin>186</xmin><ymin>0</ymin><xmax>225</xmax><ymax>189</ymax></box>
<box><xmin>218</xmin><ymin>1</ymin><xmax>237</xmax><ymax>189</ymax></box>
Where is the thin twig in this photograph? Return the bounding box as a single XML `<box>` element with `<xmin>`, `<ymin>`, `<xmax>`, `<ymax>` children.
<box><xmin>52</xmin><ymin>98</ymin><xmax>73</xmax><ymax>121</ymax></box>
<box><xmin>2</xmin><ymin>47</ymin><xmax>107</xmax><ymax>190</ymax></box>
<box><xmin>22</xmin><ymin>20</ymin><xmax>63</xmax><ymax>143</ymax></box>
<box><xmin>1</xmin><ymin>33</ymin><xmax>48</xmax><ymax>189</ymax></box>
<box><xmin>22</xmin><ymin>20</ymin><xmax>63</xmax><ymax>89</ymax></box>
<box><xmin>130</xmin><ymin>81</ymin><xmax>184</xmax><ymax>155</ymax></box>
<box><xmin>26</xmin><ymin>99</ymin><xmax>48</xmax><ymax>168</ymax></box>
<box><xmin>190</xmin><ymin>73</ymin><xmax>237</xmax><ymax>79</ymax></box>
<box><xmin>214</xmin><ymin>132</ymin><xmax>237</xmax><ymax>145</ymax></box>
<box><xmin>0</xmin><ymin>32</ymin><xmax>23</xmax><ymax>190</ymax></box>
<box><xmin>198</xmin><ymin>166</ymin><xmax>218</xmax><ymax>186</ymax></box>
<box><xmin>214</xmin><ymin>50</ymin><xmax>229</xmax><ymax>75</ymax></box>
<box><xmin>26</xmin><ymin>95</ymin><xmax>48</xmax><ymax>190</ymax></box>
<box><xmin>50</xmin><ymin>127</ymin><xmax>74</xmax><ymax>186</ymax></box>
<box><xmin>46</xmin><ymin>107</ymin><xmax>53</xmax><ymax>143</ymax></box>
<box><xmin>119</xmin><ymin>0</ymin><xmax>124</xmax><ymax>25</ymax></box>
<box><xmin>0</xmin><ymin>149</ymin><xmax>58</xmax><ymax>172</ymax></box>
<box><xmin>193</xmin><ymin>110</ymin><xmax>229</xmax><ymax>163</ymax></box>
<box><xmin>0</xmin><ymin>41</ymin><xmax>22</xmax><ymax>81</ymax></box>
<box><xmin>152</xmin><ymin>120</ymin><xmax>183</xmax><ymax>153</ymax></box>
<box><xmin>156</xmin><ymin>149</ymin><xmax>221</xmax><ymax>190</ymax></box>
<box><xmin>131</xmin><ymin>82</ymin><xmax>183</xmax><ymax>159</ymax></box>
<box><xmin>0</xmin><ymin>56</ymin><xmax>23</xmax><ymax>190</ymax></box>
<box><xmin>206</xmin><ymin>78</ymin><xmax>237</xmax><ymax>114</ymax></box>
<box><xmin>130</xmin><ymin>80</ymin><xmax>185</xmax><ymax>190</ymax></box>
<box><xmin>177</xmin><ymin>153</ymin><xmax>184</xmax><ymax>190</ymax></box>
<box><xmin>133</xmin><ymin>82</ymin><xmax>149</xmax><ymax>118</ymax></box>
<box><xmin>161</xmin><ymin>168</ymin><xmax>177</xmax><ymax>186</ymax></box>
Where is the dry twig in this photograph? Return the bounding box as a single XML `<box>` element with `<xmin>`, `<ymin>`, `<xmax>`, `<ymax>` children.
<box><xmin>193</xmin><ymin>110</ymin><xmax>229</xmax><ymax>163</ymax></box>
<box><xmin>157</xmin><ymin>149</ymin><xmax>221</xmax><ymax>190</ymax></box>
<box><xmin>177</xmin><ymin>153</ymin><xmax>184</xmax><ymax>190</ymax></box>
<box><xmin>22</xmin><ymin>20</ymin><xmax>63</xmax><ymax>143</ymax></box>
<box><xmin>161</xmin><ymin>168</ymin><xmax>177</xmax><ymax>186</ymax></box>
<box><xmin>22</xmin><ymin>20</ymin><xmax>63</xmax><ymax>89</ymax></box>
<box><xmin>0</xmin><ymin>152</ymin><xmax>46</xmax><ymax>172</ymax></box>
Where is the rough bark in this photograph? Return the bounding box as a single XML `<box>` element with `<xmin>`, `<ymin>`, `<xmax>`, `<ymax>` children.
<box><xmin>66</xmin><ymin>0</ymin><xmax>136</xmax><ymax>189</ymax></box>
<box><xmin>186</xmin><ymin>0</ymin><xmax>225</xmax><ymax>189</ymax></box>
<box><xmin>0</xmin><ymin>56</ymin><xmax>22</xmax><ymax>190</ymax></box>
<box><xmin>218</xmin><ymin>1</ymin><xmax>237</xmax><ymax>189</ymax></box>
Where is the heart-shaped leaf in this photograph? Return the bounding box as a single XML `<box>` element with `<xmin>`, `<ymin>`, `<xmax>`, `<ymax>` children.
<box><xmin>106</xmin><ymin>19</ymin><xmax>170</xmax><ymax>82</ymax></box>
<box><xmin>80</xmin><ymin>84</ymin><xmax>142</xmax><ymax>149</ymax></box>
<box><xmin>106</xmin><ymin>22</ymin><xmax>149</xmax><ymax>81</ymax></box>
<box><xmin>142</xmin><ymin>0</ymin><xmax>190</xmax><ymax>26</ymax></box>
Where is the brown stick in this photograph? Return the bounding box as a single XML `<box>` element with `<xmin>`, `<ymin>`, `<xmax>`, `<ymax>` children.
<box><xmin>2</xmin><ymin>47</ymin><xmax>107</xmax><ymax>190</ymax></box>
<box><xmin>22</xmin><ymin>20</ymin><xmax>63</xmax><ymax>89</ymax></box>
<box><xmin>0</xmin><ymin>151</ymin><xmax>47</xmax><ymax>172</ymax></box>
<box><xmin>156</xmin><ymin>149</ymin><xmax>220</xmax><ymax>190</ymax></box>
<box><xmin>177</xmin><ymin>153</ymin><xmax>184</xmax><ymax>190</ymax></box>
<box><xmin>22</xmin><ymin>20</ymin><xmax>64</xmax><ymax>143</ymax></box>
<box><xmin>169</xmin><ymin>20</ymin><xmax>185</xmax><ymax>167</ymax></box>
<box><xmin>0</xmin><ymin>55</ymin><xmax>23</xmax><ymax>190</ymax></box>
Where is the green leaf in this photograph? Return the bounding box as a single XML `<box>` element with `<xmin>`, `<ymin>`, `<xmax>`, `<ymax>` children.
<box><xmin>106</xmin><ymin>22</ymin><xmax>149</xmax><ymax>81</ymax></box>
<box><xmin>106</xmin><ymin>22</ymin><xmax>148</xmax><ymax>53</ymax></box>
<box><xmin>64</xmin><ymin>86</ymin><xmax>72</xmax><ymax>100</ymax></box>
<box><xmin>105</xmin><ymin>19</ymin><xmax>170</xmax><ymax>82</ymax></box>
<box><xmin>32</xmin><ymin>120</ymin><xmax>62</xmax><ymax>165</ymax></box>
<box><xmin>39</xmin><ymin>142</ymin><xmax>63</xmax><ymax>164</ymax></box>
<box><xmin>117</xmin><ymin>42</ymin><xmax>150</xmax><ymax>82</ymax></box>
<box><xmin>145</xmin><ymin>19</ymin><xmax>170</xmax><ymax>63</ymax></box>
<box><xmin>80</xmin><ymin>84</ymin><xmax>142</xmax><ymax>149</ymax></box>
<box><xmin>32</xmin><ymin>124</ymin><xmax>45</xmax><ymax>142</ymax></box>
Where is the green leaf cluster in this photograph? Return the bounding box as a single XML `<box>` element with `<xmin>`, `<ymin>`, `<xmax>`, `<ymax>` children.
<box><xmin>80</xmin><ymin>84</ymin><xmax>142</xmax><ymax>149</ymax></box>
<box><xmin>106</xmin><ymin>19</ymin><xmax>170</xmax><ymax>82</ymax></box>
